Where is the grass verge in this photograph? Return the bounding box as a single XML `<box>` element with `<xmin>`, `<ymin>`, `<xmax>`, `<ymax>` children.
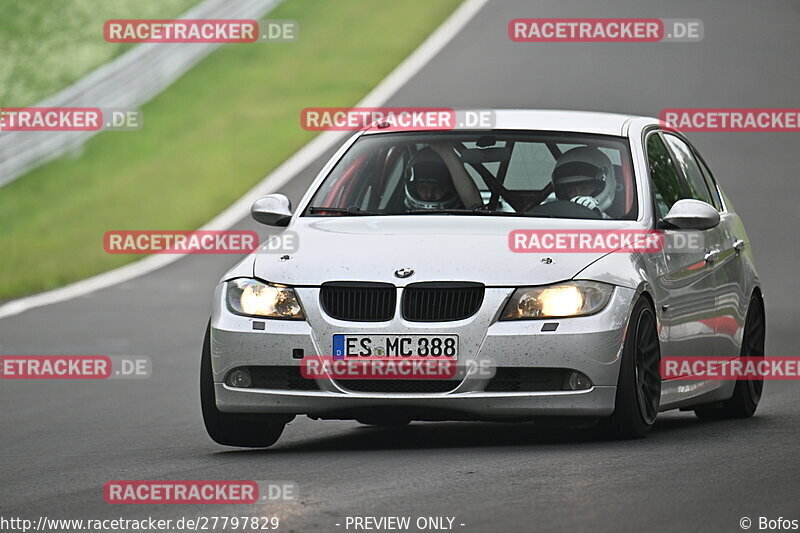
<box><xmin>0</xmin><ymin>0</ymin><xmax>201</xmax><ymax>106</ymax></box>
<box><xmin>0</xmin><ymin>0</ymin><xmax>462</xmax><ymax>301</ymax></box>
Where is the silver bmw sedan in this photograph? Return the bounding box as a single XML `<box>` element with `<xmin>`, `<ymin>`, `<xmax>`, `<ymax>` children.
<box><xmin>201</xmin><ymin>110</ymin><xmax>764</xmax><ymax>447</ymax></box>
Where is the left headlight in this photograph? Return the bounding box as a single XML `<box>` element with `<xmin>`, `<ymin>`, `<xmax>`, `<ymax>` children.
<box><xmin>500</xmin><ymin>281</ymin><xmax>614</xmax><ymax>320</ymax></box>
<box><xmin>226</xmin><ymin>278</ymin><xmax>305</xmax><ymax>320</ymax></box>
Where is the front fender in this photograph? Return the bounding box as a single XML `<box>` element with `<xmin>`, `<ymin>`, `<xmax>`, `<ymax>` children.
<box><xmin>573</xmin><ymin>249</ymin><xmax>668</xmax><ymax>332</ymax></box>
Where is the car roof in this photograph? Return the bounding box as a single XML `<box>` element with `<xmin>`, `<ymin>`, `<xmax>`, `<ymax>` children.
<box><xmin>363</xmin><ymin>109</ymin><xmax>659</xmax><ymax>137</ymax></box>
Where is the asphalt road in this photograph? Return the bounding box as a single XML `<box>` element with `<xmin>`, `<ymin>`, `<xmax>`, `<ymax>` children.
<box><xmin>2</xmin><ymin>1</ymin><xmax>800</xmax><ymax>532</ymax></box>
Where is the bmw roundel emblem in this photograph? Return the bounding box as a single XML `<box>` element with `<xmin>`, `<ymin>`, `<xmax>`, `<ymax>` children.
<box><xmin>394</xmin><ymin>267</ymin><xmax>414</xmax><ymax>279</ymax></box>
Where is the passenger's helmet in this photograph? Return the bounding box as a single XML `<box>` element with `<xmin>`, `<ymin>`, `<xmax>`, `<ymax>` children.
<box><xmin>552</xmin><ymin>146</ymin><xmax>616</xmax><ymax>211</ymax></box>
<box><xmin>403</xmin><ymin>147</ymin><xmax>461</xmax><ymax>210</ymax></box>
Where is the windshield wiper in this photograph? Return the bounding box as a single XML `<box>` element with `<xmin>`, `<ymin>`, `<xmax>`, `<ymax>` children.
<box><xmin>400</xmin><ymin>208</ymin><xmax>492</xmax><ymax>215</ymax></box>
<box><xmin>307</xmin><ymin>206</ymin><xmax>558</xmax><ymax>218</ymax></box>
<box><xmin>400</xmin><ymin>208</ymin><xmax>557</xmax><ymax>218</ymax></box>
<box><xmin>306</xmin><ymin>206</ymin><xmax>382</xmax><ymax>216</ymax></box>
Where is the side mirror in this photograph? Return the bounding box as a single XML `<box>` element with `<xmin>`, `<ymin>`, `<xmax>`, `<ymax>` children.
<box><xmin>251</xmin><ymin>194</ymin><xmax>292</xmax><ymax>227</ymax></box>
<box><xmin>662</xmin><ymin>199</ymin><xmax>720</xmax><ymax>230</ymax></box>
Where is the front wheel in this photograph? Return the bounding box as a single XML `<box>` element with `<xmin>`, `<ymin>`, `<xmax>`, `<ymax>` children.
<box><xmin>200</xmin><ymin>321</ymin><xmax>290</xmax><ymax>447</ymax></box>
<box><xmin>605</xmin><ymin>298</ymin><xmax>662</xmax><ymax>439</ymax></box>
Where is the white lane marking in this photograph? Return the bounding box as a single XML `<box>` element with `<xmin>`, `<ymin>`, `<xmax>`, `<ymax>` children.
<box><xmin>0</xmin><ymin>0</ymin><xmax>490</xmax><ymax>320</ymax></box>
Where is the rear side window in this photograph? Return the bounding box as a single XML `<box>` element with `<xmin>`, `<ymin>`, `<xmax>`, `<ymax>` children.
<box><xmin>662</xmin><ymin>134</ymin><xmax>714</xmax><ymax>206</ymax></box>
<box><xmin>646</xmin><ymin>133</ymin><xmax>686</xmax><ymax>218</ymax></box>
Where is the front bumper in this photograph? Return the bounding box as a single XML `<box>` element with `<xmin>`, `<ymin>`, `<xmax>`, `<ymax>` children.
<box><xmin>214</xmin><ymin>383</ymin><xmax>616</xmax><ymax>418</ymax></box>
<box><xmin>210</xmin><ymin>283</ymin><xmax>637</xmax><ymax>419</ymax></box>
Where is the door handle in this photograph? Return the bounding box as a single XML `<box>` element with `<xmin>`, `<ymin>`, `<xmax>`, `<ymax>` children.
<box><xmin>733</xmin><ymin>239</ymin><xmax>745</xmax><ymax>254</ymax></box>
<box><xmin>704</xmin><ymin>249</ymin><xmax>720</xmax><ymax>263</ymax></box>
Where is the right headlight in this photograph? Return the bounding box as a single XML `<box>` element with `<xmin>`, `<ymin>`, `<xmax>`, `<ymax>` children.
<box><xmin>226</xmin><ymin>278</ymin><xmax>305</xmax><ymax>320</ymax></box>
<box><xmin>500</xmin><ymin>281</ymin><xmax>614</xmax><ymax>320</ymax></box>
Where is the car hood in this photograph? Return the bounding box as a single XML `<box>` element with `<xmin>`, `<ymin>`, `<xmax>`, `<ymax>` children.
<box><xmin>250</xmin><ymin>216</ymin><xmax>643</xmax><ymax>286</ymax></box>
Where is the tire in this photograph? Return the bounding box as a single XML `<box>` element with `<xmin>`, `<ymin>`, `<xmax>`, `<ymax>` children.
<box><xmin>606</xmin><ymin>298</ymin><xmax>661</xmax><ymax>439</ymax></box>
<box><xmin>695</xmin><ymin>294</ymin><xmax>765</xmax><ymax>419</ymax></box>
<box><xmin>200</xmin><ymin>321</ymin><xmax>290</xmax><ymax>447</ymax></box>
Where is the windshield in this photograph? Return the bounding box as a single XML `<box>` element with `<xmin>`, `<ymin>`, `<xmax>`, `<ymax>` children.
<box><xmin>304</xmin><ymin>131</ymin><xmax>637</xmax><ymax>220</ymax></box>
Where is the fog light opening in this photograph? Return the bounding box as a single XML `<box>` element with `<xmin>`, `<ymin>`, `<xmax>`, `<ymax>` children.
<box><xmin>563</xmin><ymin>370</ymin><xmax>592</xmax><ymax>391</ymax></box>
<box><xmin>227</xmin><ymin>368</ymin><xmax>253</xmax><ymax>388</ymax></box>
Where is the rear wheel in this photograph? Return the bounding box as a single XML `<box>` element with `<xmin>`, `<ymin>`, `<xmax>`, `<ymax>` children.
<box><xmin>200</xmin><ymin>322</ymin><xmax>291</xmax><ymax>447</ymax></box>
<box><xmin>695</xmin><ymin>294</ymin><xmax>765</xmax><ymax>419</ymax></box>
<box><xmin>606</xmin><ymin>298</ymin><xmax>661</xmax><ymax>439</ymax></box>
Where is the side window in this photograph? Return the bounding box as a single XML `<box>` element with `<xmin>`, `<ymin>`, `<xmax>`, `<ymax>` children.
<box><xmin>662</xmin><ymin>134</ymin><xmax>714</xmax><ymax>206</ymax></box>
<box><xmin>646</xmin><ymin>133</ymin><xmax>686</xmax><ymax>218</ymax></box>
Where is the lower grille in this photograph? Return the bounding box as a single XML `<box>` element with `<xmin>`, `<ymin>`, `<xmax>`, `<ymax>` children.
<box><xmin>484</xmin><ymin>368</ymin><xmax>567</xmax><ymax>392</ymax></box>
<box><xmin>402</xmin><ymin>282</ymin><xmax>484</xmax><ymax>322</ymax></box>
<box><xmin>320</xmin><ymin>282</ymin><xmax>396</xmax><ymax>321</ymax></box>
<box><xmin>249</xmin><ymin>366</ymin><xmax>320</xmax><ymax>391</ymax></box>
<box><xmin>335</xmin><ymin>379</ymin><xmax>459</xmax><ymax>394</ymax></box>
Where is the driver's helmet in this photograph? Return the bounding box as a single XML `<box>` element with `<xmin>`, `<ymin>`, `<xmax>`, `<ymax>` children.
<box><xmin>552</xmin><ymin>146</ymin><xmax>617</xmax><ymax>211</ymax></box>
<box><xmin>403</xmin><ymin>147</ymin><xmax>461</xmax><ymax>210</ymax></box>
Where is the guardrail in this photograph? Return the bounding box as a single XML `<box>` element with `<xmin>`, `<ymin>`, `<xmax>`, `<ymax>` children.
<box><xmin>0</xmin><ymin>0</ymin><xmax>283</xmax><ymax>188</ymax></box>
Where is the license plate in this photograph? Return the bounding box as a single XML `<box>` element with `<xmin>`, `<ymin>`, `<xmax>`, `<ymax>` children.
<box><xmin>332</xmin><ymin>334</ymin><xmax>458</xmax><ymax>359</ymax></box>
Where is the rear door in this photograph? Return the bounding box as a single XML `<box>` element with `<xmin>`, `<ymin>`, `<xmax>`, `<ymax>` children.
<box><xmin>693</xmin><ymin>144</ymin><xmax>749</xmax><ymax>357</ymax></box>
